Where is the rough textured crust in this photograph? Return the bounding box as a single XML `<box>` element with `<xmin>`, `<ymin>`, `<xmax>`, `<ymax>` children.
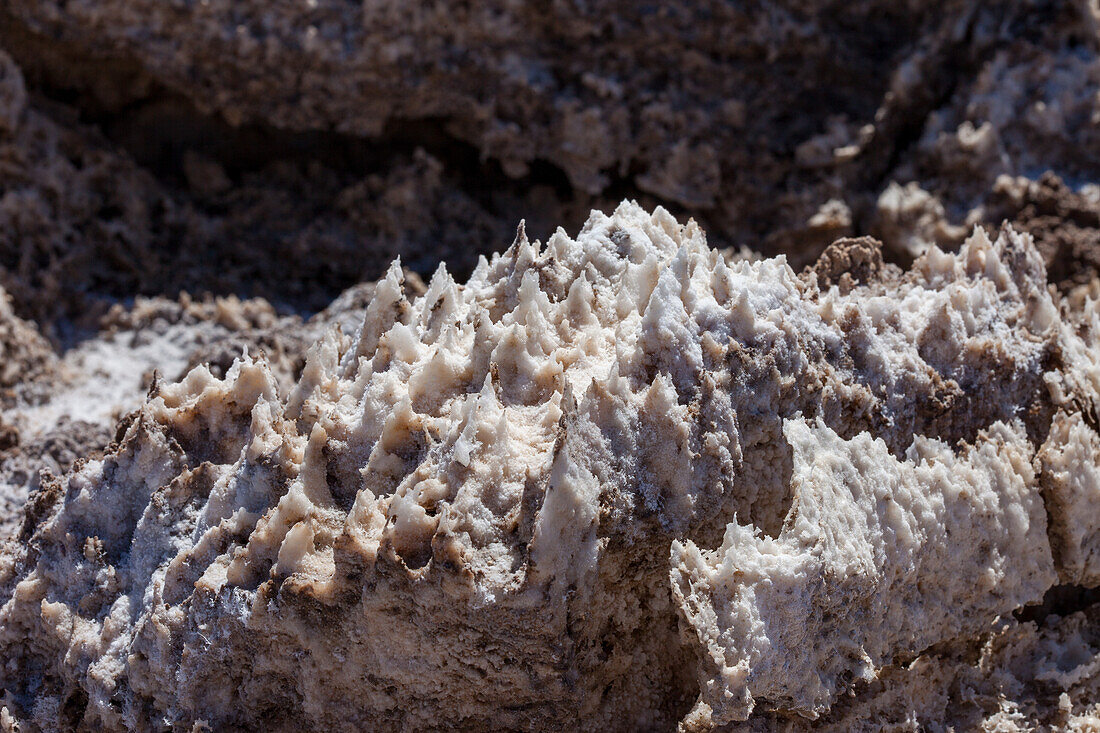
<box><xmin>0</xmin><ymin>204</ymin><xmax>1098</xmax><ymax>730</ymax></box>
<box><xmin>774</xmin><ymin>603</ymin><xmax>1100</xmax><ymax>732</ymax></box>
<box><xmin>5</xmin><ymin>1</ymin><xmax>1100</xmax><ymax>284</ymax></box>
<box><xmin>4</xmin><ymin>3</ymin><xmax>1100</xmax><ymax>729</ymax></box>
<box><xmin>671</xmin><ymin>418</ymin><xmax>1054</xmax><ymax>726</ymax></box>
<box><xmin>0</xmin><ymin>286</ymin><xmax>55</xmax><ymax>396</ymax></box>
<box><xmin>806</xmin><ymin>236</ymin><xmax>891</xmax><ymax>295</ymax></box>
<box><xmin>1039</xmin><ymin>411</ymin><xmax>1100</xmax><ymax>587</ymax></box>
<box><xmin>1</xmin><ymin>0</ymin><xmax>951</xmax><ymax>204</ymax></box>
<box><xmin>0</xmin><ymin>38</ymin><xmax>503</xmax><ymax>330</ymax></box>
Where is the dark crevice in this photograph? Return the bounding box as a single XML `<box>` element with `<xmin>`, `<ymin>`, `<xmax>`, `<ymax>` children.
<box><xmin>0</xmin><ymin>10</ymin><xmax>657</xmax><ymax>328</ymax></box>
<box><xmin>845</xmin><ymin>2</ymin><xmax>1025</xmax><ymax>252</ymax></box>
<box><xmin>853</xmin><ymin>0</ymin><xmax>1089</xmax><ymax>256</ymax></box>
<box><xmin>859</xmin><ymin>10</ymin><xmax>977</xmax><ymax>192</ymax></box>
<box><xmin>0</xmin><ymin>5</ymin><xmax>960</xmax><ymax>327</ymax></box>
<box><xmin>0</xmin><ymin>7</ymin><xmax>703</xmax><ymax>241</ymax></box>
<box><xmin>1</xmin><ymin>11</ymin><xmax>575</xmax><ymax>233</ymax></box>
<box><xmin>1015</xmin><ymin>584</ymin><xmax>1100</xmax><ymax>625</ymax></box>
<box><xmin>843</xmin><ymin>4</ymin><xmax>987</xmax><ymax>247</ymax></box>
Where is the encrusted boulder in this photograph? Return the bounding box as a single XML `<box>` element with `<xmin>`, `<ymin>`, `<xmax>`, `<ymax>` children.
<box><xmin>1</xmin><ymin>204</ymin><xmax>1097</xmax><ymax>730</ymax></box>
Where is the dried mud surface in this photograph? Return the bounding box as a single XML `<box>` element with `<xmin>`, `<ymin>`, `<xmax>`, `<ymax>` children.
<box><xmin>3</xmin><ymin>0</ymin><xmax>1100</xmax><ymax>731</ymax></box>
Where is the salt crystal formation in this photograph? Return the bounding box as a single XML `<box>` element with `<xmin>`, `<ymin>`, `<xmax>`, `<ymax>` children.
<box><xmin>2</xmin><ymin>203</ymin><xmax>1100</xmax><ymax>730</ymax></box>
<box><xmin>672</xmin><ymin>420</ymin><xmax>1050</xmax><ymax>726</ymax></box>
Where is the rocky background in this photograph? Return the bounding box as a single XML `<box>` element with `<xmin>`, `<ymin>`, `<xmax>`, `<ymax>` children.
<box><xmin>2</xmin><ymin>0</ymin><xmax>1100</xmax><ymax>327</ymax></box>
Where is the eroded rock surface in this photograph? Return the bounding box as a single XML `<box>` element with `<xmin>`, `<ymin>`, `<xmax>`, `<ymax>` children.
<box><xmin>0</xmin><ymin>40</ymin><xmax>505</xmax><ymax>330</ymax></box>
<box><xmin>2</xmin><ymin>205</ymin><xmax>1098</xmax><ymax>730</ymax></box>
<box><xmin>4</xmin><ymin>0</ymin><xmax>1100</xmax><ymax>312</ymax></box>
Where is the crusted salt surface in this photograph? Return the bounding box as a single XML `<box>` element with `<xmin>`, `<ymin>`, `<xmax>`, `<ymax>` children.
<box><xmin>12</xmin><ymin>326</ymin><xmax>193</xmax><ymax>436</ymax></box>
<box><xmin>0</xmin><ymin>203</ymin><xmax>1096</xmax><ymax>730</ymax></box>
<box><xmin>670</xmin><ymin>418</ymin><xmax>1054</xmax><ymax>726</ymax></box>
<box><xmin>1039</xmin><ymin>411</ymin><xmax>1100</xmax><ymax>587</ymax></box>
<box><xmin>784</xmin><ymin>602</ymin><xmax>1100</xmax><ymax>731</ymax></box>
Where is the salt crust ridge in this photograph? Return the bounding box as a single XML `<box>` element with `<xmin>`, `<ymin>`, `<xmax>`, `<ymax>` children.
<box><xmin>1</xmin><ymin>202</ymin><xmax>1099</xmax><ymax>730</ymax></box>
<box><xmin>672</xmin><ymin>419</ymin><xmax>1051</xmax><ymax>727</ymax></box>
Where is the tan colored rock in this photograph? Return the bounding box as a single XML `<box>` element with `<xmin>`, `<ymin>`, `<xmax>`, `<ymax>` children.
<box><xmin>873</xmin><ymin>181</ymin><xmax>968</xmax><ymax>259</ymax></box>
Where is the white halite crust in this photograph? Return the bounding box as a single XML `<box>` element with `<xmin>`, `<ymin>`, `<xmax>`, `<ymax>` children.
<box><xmin>670</xmin><ymin>418</ymin><xmax>1054</xmax><ymax>727</ymax></box>
<box><xmin>0</xmin><ymin>203</ymin><xmax>1097</xmax><ymax>730</ymax></box>
<box><xmin>1040</xmin><ymin>411</ymin><xmax>1100</xmax><ymax>587</ymax></box>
